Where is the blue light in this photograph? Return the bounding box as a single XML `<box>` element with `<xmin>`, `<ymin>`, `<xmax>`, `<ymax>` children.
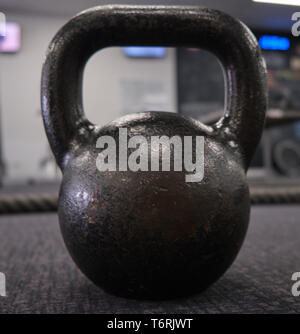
<box><xmin>259</xmin><ymin>35</ymin><xmax>290</xmax><ymax>51</ymax></box>
<box><xmin>123</xmin><ymin>47</ymin><xmax>166</xmax><ymax>58</ymax></box>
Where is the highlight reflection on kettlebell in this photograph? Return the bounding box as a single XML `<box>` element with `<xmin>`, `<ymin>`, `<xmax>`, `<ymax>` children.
<box><xmin>41</xmin><ymin>5</ymin><xmax>267</xmax><ymax>299</ymax></box>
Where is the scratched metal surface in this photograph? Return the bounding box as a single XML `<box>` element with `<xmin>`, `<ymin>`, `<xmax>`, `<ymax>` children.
<box><xmin>0</xmin><ymin>205</ymin><xmax>299</xmax><ymax>314</ymax></box>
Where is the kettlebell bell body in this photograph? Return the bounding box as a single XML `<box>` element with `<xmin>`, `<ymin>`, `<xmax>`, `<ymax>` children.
<box><xmin>41</xmin><ymin>6</ymin><xmax>267</xmax><ymax>299</ymax></box>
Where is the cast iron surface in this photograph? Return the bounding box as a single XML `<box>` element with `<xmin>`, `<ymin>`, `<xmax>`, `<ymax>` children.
<box><xmin>41</xmin><ymin>5</ymin><xmax>267</xmax><ymax>299</ymax></box>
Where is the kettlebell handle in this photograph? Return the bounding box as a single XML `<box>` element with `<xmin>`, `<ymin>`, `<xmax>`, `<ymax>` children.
<box><xmin>41</xmin><ymin>5</ymin><xmax>267</xmax><ymax>170</ymax></box>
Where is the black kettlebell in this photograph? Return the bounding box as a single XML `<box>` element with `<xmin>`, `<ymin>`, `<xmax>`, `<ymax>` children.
<box><xmin>41</xmin><ymin>5</ymin><xmax>267</xmax><ymax>299</ymax></box>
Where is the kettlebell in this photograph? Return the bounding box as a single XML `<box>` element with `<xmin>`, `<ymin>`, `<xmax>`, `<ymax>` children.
<box><xmin>41</xmin><ymin>5</ymin><xmax>267</xmax><ymax>299</ymax></box>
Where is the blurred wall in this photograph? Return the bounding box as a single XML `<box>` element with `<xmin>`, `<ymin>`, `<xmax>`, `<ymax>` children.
<box><xmin>0</xmin><ymin>12</ymin><xmax>176</xmax><ymax>184</ymax></box>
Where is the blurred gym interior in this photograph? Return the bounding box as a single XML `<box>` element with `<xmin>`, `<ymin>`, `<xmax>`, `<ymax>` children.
<box><xmin>0</xmin><ymin>0</ymin><xmax>300</xmax><ymax>314</ymax></box>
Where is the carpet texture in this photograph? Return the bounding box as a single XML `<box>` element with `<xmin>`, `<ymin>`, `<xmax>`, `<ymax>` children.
<box><xmin>0</xmin><ymin>205</ymin><xmax>299</xmax><ymax>313</ymax></box>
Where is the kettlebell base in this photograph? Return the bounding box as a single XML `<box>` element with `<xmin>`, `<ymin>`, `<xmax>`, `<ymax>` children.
<box><xmin>88</xmin><ymin>274</ymin><xmax>224</xmax><ymax>301</ymax></box>
<box><xmin>99</xmin><ymin>284</ymin><xmax>214</xmax><ymax>301</ymax></box>
<box><xmin>71</xmin><ymin>242</ymin><xmax>244</xmax><ymax>301</ymax></box>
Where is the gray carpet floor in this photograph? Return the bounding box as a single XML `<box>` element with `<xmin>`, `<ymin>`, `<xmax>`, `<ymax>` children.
<box><xmin>0</xmin><ymin>205</ymin><xmax>299</xmax><ymax>314</ymax></box>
